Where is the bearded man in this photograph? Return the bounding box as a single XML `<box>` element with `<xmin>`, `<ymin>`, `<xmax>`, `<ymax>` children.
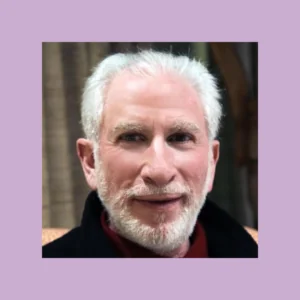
<box><xmin>42</xmin><ymin>50</ymin><xmax>258</xmax><ymax>258</ymax></box>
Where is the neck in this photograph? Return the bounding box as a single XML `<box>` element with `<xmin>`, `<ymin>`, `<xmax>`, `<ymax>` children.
<box><xmin>109</xmin><ymin>223</ymin><xmax>190</xmax><ymax>258</ymax></box>
<box><xmin>156</xmin><ymin>240</ymin><xmax>190</xmax><ymax>258</ymax></box>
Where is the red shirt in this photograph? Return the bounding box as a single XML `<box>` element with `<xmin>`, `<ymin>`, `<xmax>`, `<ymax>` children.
<box><xmin>101</xmin><ymin>212</ymin><xmax>208</xmax><ymax>258</ymax></box>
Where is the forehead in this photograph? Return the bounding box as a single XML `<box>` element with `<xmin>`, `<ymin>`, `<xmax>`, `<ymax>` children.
<box><xmin>102</xmin><ymin>71</ymin><xmax>206</xmax><ymax>131</ymax></box>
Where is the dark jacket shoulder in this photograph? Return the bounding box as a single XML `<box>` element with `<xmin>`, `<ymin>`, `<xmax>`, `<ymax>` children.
<box><xmin>42</xmin><ymin>227</ymin><xmax>81</xmax><ymax>258</ymax></box>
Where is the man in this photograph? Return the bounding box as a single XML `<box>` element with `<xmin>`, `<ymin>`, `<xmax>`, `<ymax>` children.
<box><xmin>42</xmin><ymin>50</ymin><xmax>258</xmax><ymax>258</ymax></box>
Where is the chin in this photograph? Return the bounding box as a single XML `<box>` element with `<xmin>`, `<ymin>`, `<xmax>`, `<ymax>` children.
<box><xmin>98</xmin><ymin>178</ymin><xmax>210</xmax><ymax>253</ymax></box>
<box><xmin>110</xmin><ymin>205</ymin><xmax>199</xmax><ymax>254</ymax></box>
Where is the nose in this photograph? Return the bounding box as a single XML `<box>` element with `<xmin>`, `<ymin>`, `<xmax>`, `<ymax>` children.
<box><xmin>140</xmin><ymin>140</ymin><xmax>176</xmax><ymax>187</ymax></box>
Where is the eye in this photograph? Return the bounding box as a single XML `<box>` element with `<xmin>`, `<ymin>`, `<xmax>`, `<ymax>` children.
<box><xmin>118</xmin><ymin>133</ymin><xmax>146</xmax><ymax>142</ymax></box>
<box><xmin>167</xmin><ymin>133</ymin><xmax>194</xmax><ymax>143</ymax></box>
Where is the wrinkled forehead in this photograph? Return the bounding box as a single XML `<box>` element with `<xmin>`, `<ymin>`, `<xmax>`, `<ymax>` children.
<box><xmin>100</xmin><ymin>70</ymin><xmax>207</xmax><ymax>133</ymax></box>
<box><xmin>105</xmin><ymin>69</ymin><xmax>201</xmax><ymax>105</ymax></box>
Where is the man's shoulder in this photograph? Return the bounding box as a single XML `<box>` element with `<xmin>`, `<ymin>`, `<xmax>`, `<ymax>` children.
<box><xmin>200</xmin><ymin>199</ymin><xmax>258</xmax><ymax>257</ymax></box>
<box><xmin>42</xmin><ymin>227</ymin><xmax>81</xmax><ymax>258</ymax></box>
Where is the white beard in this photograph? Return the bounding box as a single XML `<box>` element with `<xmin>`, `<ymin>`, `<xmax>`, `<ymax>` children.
<box><xmin>94</xmin><ymin>151</ymin><xmax>213</xmax><ymax>255</ymax></box>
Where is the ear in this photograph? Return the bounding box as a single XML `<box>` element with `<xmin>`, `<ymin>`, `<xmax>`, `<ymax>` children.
<box><xmin>207</xmin><ymin>140</ymin><xmax>220</xmax><ymax>193</ymax></box>
<box><xmin>76</xmin><ymin>138</ymin><xmax>97</xmax><ymax>190</ymax></box>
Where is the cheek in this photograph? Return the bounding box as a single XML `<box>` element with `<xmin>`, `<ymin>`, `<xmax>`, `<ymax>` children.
<box><xmin>100</xmin><ymin>148</ymin><xmax>141</xmax><ymax>189</ymax></box>
<box><xmin>175</xmin><ymin>151</ymin><xmax>209</xmax><ymax>189</ymax></box>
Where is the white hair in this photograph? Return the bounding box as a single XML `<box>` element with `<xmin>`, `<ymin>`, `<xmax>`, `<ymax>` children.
<box><xmin>81</xmin><ymin>49</ymin><xmax>222</xmax><ymax>143</ymax></box>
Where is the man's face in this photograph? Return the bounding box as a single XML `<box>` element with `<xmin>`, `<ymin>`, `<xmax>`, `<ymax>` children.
<box><xmin>93</xmin><ymin>71</ymin><xmax>219</xmax><ymax>253</ymax></box>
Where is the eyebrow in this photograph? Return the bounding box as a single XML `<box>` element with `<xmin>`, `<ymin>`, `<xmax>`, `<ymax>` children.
<box><xmin>170</xmin><ymin>120</ymin><xmax>201</xmax><ymax>134</ymax></box>
<box><xmin>111</xmin><ymin>120</ymin><xmax>202</xmax><ymax>136</ymax></box>
<box><xmin>112</xmin><ymin>122</ymin><xmax>147</xmax><ymax>135</ymax></box>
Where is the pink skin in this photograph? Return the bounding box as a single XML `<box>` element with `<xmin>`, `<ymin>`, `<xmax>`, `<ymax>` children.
<box><xmin>77</xmin><ymin>71</ymin><xmax>220</xmax><ymax>256</ymax></box>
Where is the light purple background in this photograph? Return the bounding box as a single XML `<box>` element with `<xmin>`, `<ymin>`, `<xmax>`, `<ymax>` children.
<box><xmin>0</xmin><ymin>0</ymin><xmax>299</xmax><ymax>299</ymax></box>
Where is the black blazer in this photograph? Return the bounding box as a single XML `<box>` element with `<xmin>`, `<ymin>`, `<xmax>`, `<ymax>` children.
<box><xmin>42</xmin><ymin>191</ymin><xmax>258</xmax><ymax>258</ymax></box>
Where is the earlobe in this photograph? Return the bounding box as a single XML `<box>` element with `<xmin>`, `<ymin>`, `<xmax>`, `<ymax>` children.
<box><xmin>77</xmin><ymin>138</ymin><xmax>95</xmax><ymax>168</ymax></box>
<box><xmin>207</xmin><ymin>140</ymin><xmax>220</xmax><ymax>192</ymax></box>
<box><xmin>213</xmin><ymin>140</ymin><xmax>220</xmax><ymax>164</ymax></box>
<box><xmin>76</xmin><ymin>138</ymin><xmax>97</xmax><ymax>190</ymax></box>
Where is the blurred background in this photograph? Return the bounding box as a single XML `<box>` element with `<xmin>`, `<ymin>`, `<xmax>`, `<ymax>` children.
<box><xmin>42</xmin><ymin>42</ymin><xmax>258</xmax><ymax>230</ymax></box>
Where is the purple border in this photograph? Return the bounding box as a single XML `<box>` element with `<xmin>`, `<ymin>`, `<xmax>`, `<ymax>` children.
<box><xmin>1</xmin><ymin>0</ymin><xmax>298</xmax><ymax>298</ymax></box>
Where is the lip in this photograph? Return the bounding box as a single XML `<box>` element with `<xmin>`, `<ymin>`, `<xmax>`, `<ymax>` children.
<box><xmin>133</xmin><ymin>195</ymin><xmax>183</xmax><ymax>210</ymax></box>
<box><xmin>133</xmin><ymin>194</ymin><xmax>183</xmax><ymax>202</ymax></box>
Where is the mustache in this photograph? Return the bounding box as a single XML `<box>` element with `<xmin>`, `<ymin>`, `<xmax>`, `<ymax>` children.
<box><xmin>123</xmin><ymin>182</ymin><xmax>192</xmax><ymax>198</ymax></box>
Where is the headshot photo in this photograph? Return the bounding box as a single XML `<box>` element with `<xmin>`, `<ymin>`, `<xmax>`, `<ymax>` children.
<box><xmin>42</xmin><ymin>42</ymin><xmax>258</xmax><ymax>258</ymax></box>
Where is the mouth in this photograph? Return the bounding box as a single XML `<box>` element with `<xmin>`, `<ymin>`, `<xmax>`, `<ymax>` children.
<box><xmin>133</xmin><ymin>194</ymin><xmax>183</xmax><ymax>208</ymax></box>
